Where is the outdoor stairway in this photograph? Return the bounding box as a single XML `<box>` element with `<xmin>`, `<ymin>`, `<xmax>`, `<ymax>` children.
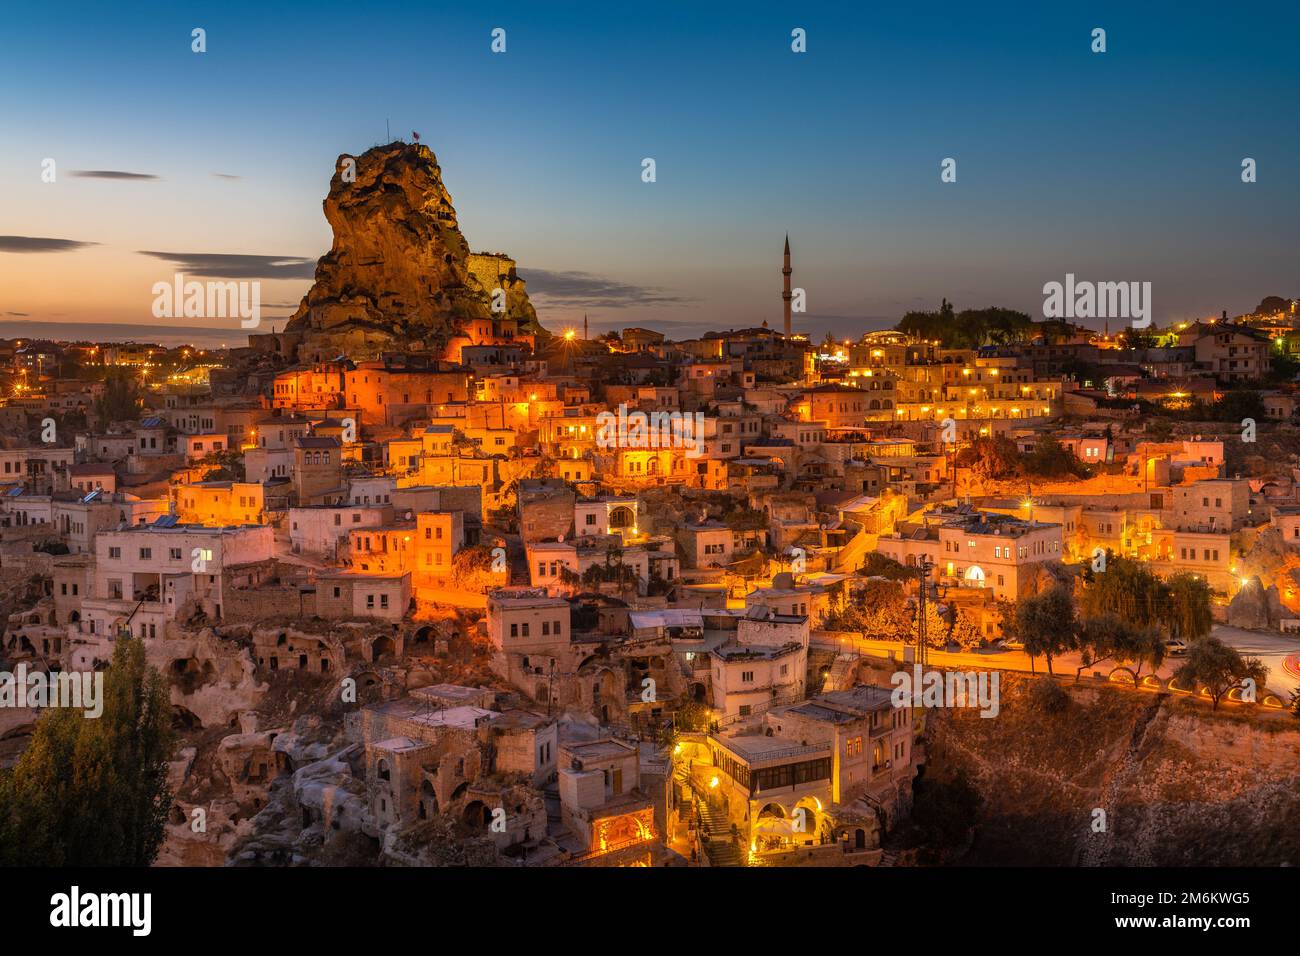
<box><xmin>878</xmin><ymin>850</ymin><xmax>898</xmax><ymax>867</ymax></box>
<box><xmin>823</xmin><ymin>652</ymin><xmax>860</xmax><ymax>692</ymax></box>
<box><xmin>681</xmin><ymin>773</ymin><xmax>743</xmax><ymax>866</ymax></box>
<box><xmin>697</xmin><ymin>799</ymin><xmax>744</xmax><ymax>866</ymax></box>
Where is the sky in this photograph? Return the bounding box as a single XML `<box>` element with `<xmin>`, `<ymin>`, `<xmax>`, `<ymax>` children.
<box><xmin>1</xmin><ymin>0</ymin><xmax>1297</xmax><ymax>345</ymax></box>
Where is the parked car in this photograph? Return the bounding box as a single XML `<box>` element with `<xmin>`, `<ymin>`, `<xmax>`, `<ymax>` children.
<box><xmin>1163</xmin><ymin>638</ymin><xmax>1188</xmax><ymax>656</ymax></box>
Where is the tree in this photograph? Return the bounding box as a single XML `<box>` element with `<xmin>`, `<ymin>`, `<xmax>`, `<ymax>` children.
<box><xmin>857</xmin><ymin>551</ymin><xmax>912</xmax><ymax>581</ymax></box>
<box><xmin>1074</xmin><ymin>613</ymin><xmax>1163</xmax><ymax>681</ymax></box>
<box><xmin>1208</xmin><ymin>390</ymin><xmax>1265</xmax><ymax>423</ymax></box>
<box><xmin>1025</xmin><ymin>435</ymin><xmax>1088</xmax><ymax>479</ymax></box>
<box><xmin>1078</xmin><ymin>555</ymin><xmax>1165</xmax><ymax>632</ymax></box>
<box><xmin>955</xmin><ymin>434</ymin><xmax>1023</xmax><ymax>482</ymax></box>
<box><xmin>93</xmin><ymin>369</ymin><xmax>145</xmax><ymax>424</ymax></box>
<box><xmin>1164</xmin><ymin>572</ymin><xmax>1213</xmax><ymax>642</ymax></box>
<box><xmin>1172</xmin><ymin>636</ymin><xmax>1268</xmax><ymax>710</ymax></box>
<box><xmin>1145</xmin><ymin>417</ymin><xmax>1175</xmax><ymax>443</ymax></box>
<box><xmin>1006</xmin><ymin>585</ymin><xmax>1077</xmax><ymax>675</ymax></box>
<box><xmin>0</xmin><ymin>637</ymin><xmax>173</xmax><ymax>865</ymax></box>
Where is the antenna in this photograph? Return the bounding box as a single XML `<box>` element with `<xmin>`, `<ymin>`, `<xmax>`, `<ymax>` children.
<box><xmin>386</xmin><ymin>118</ymin><xmax>391</xmax><ymax>142</ymax></box>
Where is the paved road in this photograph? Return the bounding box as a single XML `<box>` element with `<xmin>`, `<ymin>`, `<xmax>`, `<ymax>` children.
<box><xmin>820</xmin><ymin>624</ymin><xmax>1300</xmax><ymax>697</ymax></box>
<box><xmin>1211</xmin><ymin>624</ymin><xmax>1300</xmax><ymax>698</ymax></box>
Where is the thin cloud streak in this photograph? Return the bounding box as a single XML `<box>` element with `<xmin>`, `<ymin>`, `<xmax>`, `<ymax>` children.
<box><xmin>0</xmin><ymin>236</ymin><xmax>98</xmax><ymax>253</ymax></box>
<box><xmin>137</xmin><ymin>251</ymin><xmax>318</xmax><ymax>279</ymax></box>
<box><xmin>70</xmin><ymin>170</ymin><xmax>160</xmax><ymax>180</ymax></box>
<box><xmin>523</xmin><ymin>268</ymin><xmax>692</xmax><ymax>309</ymax></box>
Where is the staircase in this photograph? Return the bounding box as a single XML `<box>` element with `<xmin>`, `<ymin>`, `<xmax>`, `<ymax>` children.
<box><xmin>680</xmin><ymin>766</ymin><xmax>744</xmax><ymax>866</ymax></box>
<box><xmin>823</xmin><ymin>652</ymin><xmax>860</xmax><ymax>692</ymax></box>
<box><xmin>878</xmin><ymin>850</ymin><xmax>898</xmax><ymax>867</ymax></box>
<box><xmin>696</xmin><ymin>797</ymin><xmax>744</xmax><ymax>866</ymax></box>
<box><xmin>507</xmin><ymin>544</ymin><xmax>530</xmax><ymax>587</ymax></box>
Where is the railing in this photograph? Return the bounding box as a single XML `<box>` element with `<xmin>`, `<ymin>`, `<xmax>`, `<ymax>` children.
<box><xmin>742</xmin><ymin>743</ymin><xmax>830</xmax><ymax>763</ymax></box>
<box><xmin>562</xmin><ymin>832</ymin><xmax>656</xmax><ymax>865</ymax></box>
<box><xmin>714</xmin><ymin>691</ymin><xmax>803</xmax><ymax>727</ymax></box>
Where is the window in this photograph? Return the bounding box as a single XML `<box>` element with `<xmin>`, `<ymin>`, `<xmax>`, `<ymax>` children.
<box><xmin>741</xmin><ymin>670</ymin><xmax>754</xmax><ymax>682</ymax></box>
<box><xmin>108</xmin><ymin>547</ymin><xmax>121</xmax><ymax>559</ymax></box>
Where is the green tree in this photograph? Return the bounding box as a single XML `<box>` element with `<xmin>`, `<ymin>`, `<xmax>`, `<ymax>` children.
<box><xmin>1074</xmin><ymin>613</ymin><xmax>1163</xmax><ymax>681</ymax></box>
<box><xmin>1208</xmin><ymin>390</ymin><xmax>1265</xmax><ymax>423</ymax></box>
<box><xmin>93</xmin><ymin>369</ymin><xmax>145</xmax><ymax>424</ymax></box>
<box><xmin>1172</xmin><ymin>636</ymin><xmax>1268</xmax><ymax>710</ymax></box>
<box><xmin>1025</xmin><ymin>435</ymin><xmax>1088</xmax><ymax>479</ymax></box>
<box><xmin>857</xmin><ymin>551</ymin><xmax>912</xmax><ymax>581</ymax></box>
<box><xmin>955</xmin><ymin>434</ymin><xmax>1023</xmax><ymax>482</ymax></box>
<box><xmin>1164</xmin><ymin>572</ymin><xmax>1213</xmax><ymax>642</ymax></box>
<box><xmin>1007</xmin><ymin>585</ymin><xmax>1077</xmax><ymax>675</ymax></box>
<box><xmin>1078</xmin><ymin>554</ymin><xmax>1165</xmax><ymax>632</ymax></box>
<box><xmin>0</xmin><ymin>637</ymin><xmax>174</xmax><ymax>865</ymax></box>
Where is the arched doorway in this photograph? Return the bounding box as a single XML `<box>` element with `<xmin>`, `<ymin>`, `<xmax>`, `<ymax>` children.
<box><xmin>609</xmin><ymin>506</ymin><xmax>635</xmax><ymax>530</ymax></box>
<box><xmin>462</xmin><ymin>800</ymin><xmax>491</xmax><ymax>829</ymax></box>
<box><xmin>419</xmin><ymin>780</ymin><xmax>437</xmax><ymax>820</ymax></box>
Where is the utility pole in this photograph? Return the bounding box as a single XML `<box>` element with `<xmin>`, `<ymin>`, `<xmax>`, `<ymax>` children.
<box><xmin>916</xmin><ymin>556</ymin><xmax>933</xmax><ymax>671</ymax></box>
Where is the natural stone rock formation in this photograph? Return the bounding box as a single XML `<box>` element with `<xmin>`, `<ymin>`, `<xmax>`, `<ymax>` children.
<box><xmin>147</xmin><ymin>628</ymin><xmax>268</xmax><ymax>730</ymax></box>
<box><xmin>924</xmin><ymin>674</ymin><xmax>1300</xmax><ymax>865</ymax></box>
<box><xmin>1226</xmin><ymin>577</ymin><xmax>1285</xmax><ymax>629</ymax></box>
<box><xmin>284</xmin><ymin>141</ymin><xmax>543</xmax><ymax>360</ymax></box>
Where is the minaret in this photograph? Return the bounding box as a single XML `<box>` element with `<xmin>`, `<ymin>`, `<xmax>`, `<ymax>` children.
<box><xmin>782</xmin><ymin>233</ymin><xmax>793</xmax><ymax>338</ymax></box>
<box><xmin>583</xmin><ymin>314</ymin><xmax>588</xmax><ymax>340</ymax></box>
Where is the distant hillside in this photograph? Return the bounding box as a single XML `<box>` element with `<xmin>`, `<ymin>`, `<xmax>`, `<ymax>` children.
<box><xmin>0</xmin><ymin>320</ymin><xmax>251</xmax><ymax>348</ymax></box>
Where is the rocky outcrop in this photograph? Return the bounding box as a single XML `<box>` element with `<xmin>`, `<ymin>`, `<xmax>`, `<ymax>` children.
<box><xmin>284</xmin><ymin>141</ymin><xmax>543</xmax><ymax>360</ymax></box>
<box><xmin>924</xmin><ymin>674</ymin><xmax>1300</xmax><ymax>865</ymax></box>
<box><xmin>1227</xmin><ymin>576</ymin><xmax>1285</xmax><ymax>629</ymax></box>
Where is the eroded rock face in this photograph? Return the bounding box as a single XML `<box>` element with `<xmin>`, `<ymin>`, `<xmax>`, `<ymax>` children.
<box><xmin>284</xmin><ymin>141</ymin><xmax>542</xmax><ymax>359</ymax></box>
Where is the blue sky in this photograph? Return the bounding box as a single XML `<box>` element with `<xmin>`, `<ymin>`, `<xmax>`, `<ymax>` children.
<box><xmin>1</xmin><ymin>0</ymin><xmax>1297</xmax><ymax>341</ymax></box>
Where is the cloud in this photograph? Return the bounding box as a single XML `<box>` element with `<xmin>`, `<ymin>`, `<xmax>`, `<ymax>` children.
<box><xmin>137</xmin><ymin>251</ymin><xmax>318</xmax><ymax>280</ymax></box>
<box><xmin>70</xmin><ymin>169</ymin><xmax>160</xmax><ymax>181</ymax></box>
<box><xmin>0</xmin><ymin>236</ymin><xmax>98</xmax><ymax>253</ymax></box>
<box><xmin>6</xmin><ymin>312</ymin><xmax>29</xmax><ymax>317</ymax></box>
<box><xmin>212</xmin><ymin>173</ymin><xmax>242</xmax><ymax>180</ymax></box>
<box><xmin>522</xmin><ymin>268</ymin><xmax>692</xmax><ymax>308</ymax></box>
